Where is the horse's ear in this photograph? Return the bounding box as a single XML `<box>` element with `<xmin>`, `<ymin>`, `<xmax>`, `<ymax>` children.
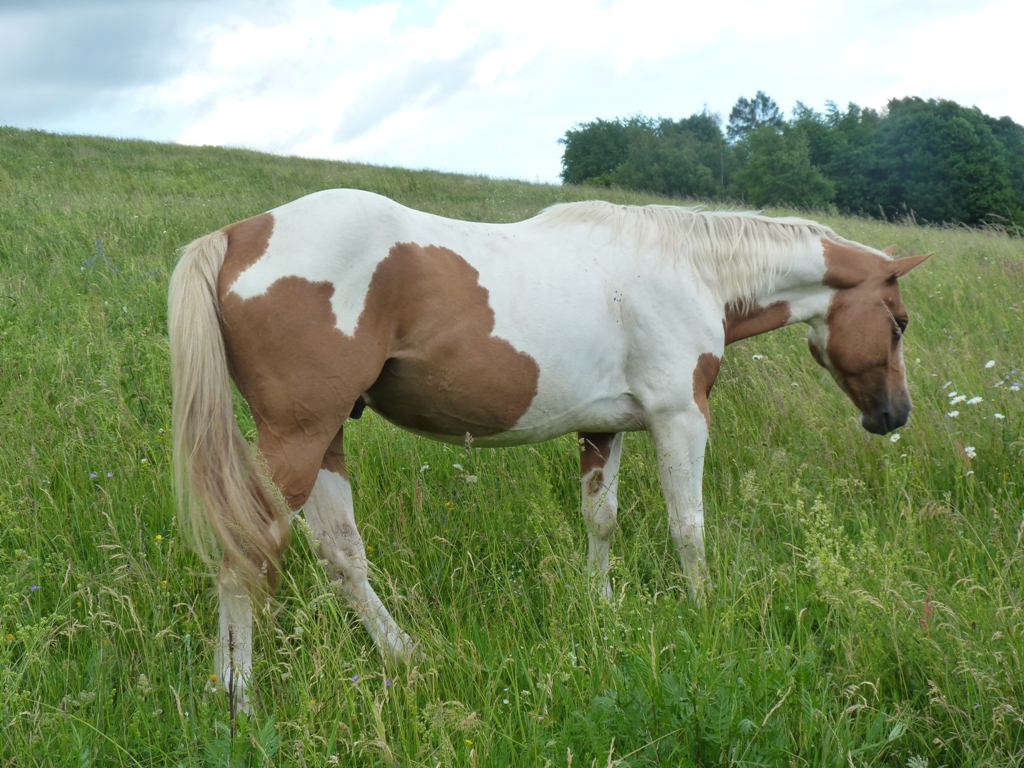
<box><xmin>888</xmin><ymin>252</ymin><xmax>932</xmax><ymax>278</ymax></box>
<box><xmin>882</xmin><ymin>245</ymin><xmax>896</xmax><ymax>255</ymax></box>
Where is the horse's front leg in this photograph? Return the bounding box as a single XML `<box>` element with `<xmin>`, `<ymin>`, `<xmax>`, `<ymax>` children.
<box><xmin>578</xmin><ymin>432</ymin><xmax>624</xmax><ymax>599</ymax></box>
<box><xmin>648</xmin><ymin>410</ymin><xmax>709</xmax><ymax>601</ymax></box>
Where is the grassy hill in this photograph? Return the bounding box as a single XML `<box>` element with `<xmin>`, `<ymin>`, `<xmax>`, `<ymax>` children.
<box><xmin>1</xmin><ymin>126</ymin><xmax>1022</xmax><ymax>766</ymax></box>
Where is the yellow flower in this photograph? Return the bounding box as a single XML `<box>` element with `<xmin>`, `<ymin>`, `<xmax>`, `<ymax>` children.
<box><xmin>161</xmin><ymin>580</ymin><xmax>168</xmax><ymax>586</ymax></box>
<box><xmin>465</xmin><ymin>740</ymin><xmax>473</xmax><ymax>746</ymax></box>
<box><xmin>155</xmin><ymin>534</ymin><xmax>162</xmax><ymax>541</ymax></box>
<box><xmin>209</xmin><ymin>674</ymin><xmax>217</xmax><ymax>682</ymax></box>
<box><xmin>5</xmin><ymin>634</ymin><xmax>14</xmax><ymax>642</ymax></box>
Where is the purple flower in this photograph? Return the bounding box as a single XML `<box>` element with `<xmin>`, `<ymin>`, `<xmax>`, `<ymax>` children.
<box><xmin>385</xmin><ymin>678</ymin><xmax>392</xmax><ymax>687</ymax></box>
<box><xmin>29</xmin><ymin>585</ymin><xmax>39</xmax><ymax>592</ymax></box>
<box><xmin>106</xmin><ymin>471</ymin><xmax>113</xmax><ymax>478</ymax></box>
<box><xmin>89</xmin><ymin>472</ymin><xmax>98</xmax><ymax>479</ymax></box>
<box><xmin>351</xmin><ymin>674</ymin><xmax>359</xmax><ymax>682</ymax></box>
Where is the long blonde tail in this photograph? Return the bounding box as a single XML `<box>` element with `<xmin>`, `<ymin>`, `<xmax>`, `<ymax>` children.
<box><xmin>168</xmin><ymin>231</ymin><xmax>289</xmax><ymax>593</ymax></box>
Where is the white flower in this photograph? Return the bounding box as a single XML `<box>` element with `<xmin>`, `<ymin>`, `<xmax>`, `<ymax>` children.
<box><xmin>950</xmin><ymin>395</ymin><xmax>966</xmax><ymax>404</ymax></box>
<box><xmin>967</xmin><ymin>396</ymin><xmax>983</xmax><ymax>405</ymax></box>
<box><xmin>985</xmin><ymin>360</ymin><xmax>996</xmax><ymax>368</ymax></box>
<box><xmin>890</xmin><ymin>433</ymin><xmax>901</xmax><ymax>443</ymax></box>
<box><xmin>995</xmin><ymin>413</ymin><xmax>1006</xmax><ymax>420</ymax></box>
<box><xmin>452</xmin><ymin>463</ymin><xmax>464</xmax><ymax>471</ymax></box>
<box><xmin>1011</xmin><ymin>383</ymin><xmax>1022</xmax><ymax>392</ymax></box>
<box><xmin>464</xmin><ymin>474</ymin><xmax>478</xmax><ymax>483</ymax></box>
<box><xmin>419</xmin><ymin>464</ymin><xmax>430</xmax><ymax>473</ymax></box>
<box><xmin>752</xmin><ymin>354</ymin><xmax>763</xmax><ymax>360</ymax></box>
<box><xmin>947</xmin><ymin>391</ymin><xmax>958</xmax><ymax>398</ymax></box>
<box><xmin>965</xmin><ymin>470</ymin><xmax>975</xmax><ymax>477</ymax></box>
<box><xmin>947</xmin><ymin>410</ymin><xmax>960</xmax><ymax>418</ymax></box>
<box><xmin>964</xmin><ymin>446</ymin><xmax>977</xmax><ymax>459</ymax></box>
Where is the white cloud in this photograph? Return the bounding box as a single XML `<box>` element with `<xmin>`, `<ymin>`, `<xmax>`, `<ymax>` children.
<box><xmin>3</xmin><ymin>0</ymin><xmax>1022</xmax><ymax>182</ymax></box>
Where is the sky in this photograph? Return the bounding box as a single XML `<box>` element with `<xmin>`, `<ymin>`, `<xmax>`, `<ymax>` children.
<box><xmin>2</xmin><ymin>0</ymin><xmax>1021</xmax><ymax>184</ymax></box>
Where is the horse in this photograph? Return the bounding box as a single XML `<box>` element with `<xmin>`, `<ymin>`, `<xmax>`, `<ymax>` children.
<box><xmin>168</xmin><ymin>189</ymin><xmax>929</xmax><ymax>713</ymax></box>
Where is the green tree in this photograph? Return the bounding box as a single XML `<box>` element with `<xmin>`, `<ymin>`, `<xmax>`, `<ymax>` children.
<box><xmin>609</xmin><ymin>127</ymin><xmax>719</xmax><ymax>198</ymax></box>
<box><xmin>870</xmin><ymin>98</ymin><xmax>1020</xmax><ymax>225</ymax></box>
<box><xmin>727</xmin><ymin>91</ymin><xmax>784</xmax><ymax>143</ymax></box>
<box><xmin>730</xmin><ymin>125</ymin><xmax>835</xmax><ymax>208</ymax></box>
<box><xmin>558</xmin><ymin>118</ymin><xmax>637</xmax><ymax>185</ymax></box>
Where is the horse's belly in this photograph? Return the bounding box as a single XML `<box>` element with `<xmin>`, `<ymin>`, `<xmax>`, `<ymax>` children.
<box><xmin>364</xmin><ymin>353</ymin><xmax>644</xmax><ymax>446</ymax></box>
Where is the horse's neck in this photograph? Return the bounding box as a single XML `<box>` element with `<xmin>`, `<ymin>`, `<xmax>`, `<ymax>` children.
<box><xmin>723</xmin><ymin>240</ymin><xmax>832</xmax><ymax>345</ymax></box>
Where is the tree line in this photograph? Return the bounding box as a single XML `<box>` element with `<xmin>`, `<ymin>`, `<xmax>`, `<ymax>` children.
<box><xmin>558</xmin><ymin>93</ymin><xmax>1024</xmax><ymax>227</ymax></box>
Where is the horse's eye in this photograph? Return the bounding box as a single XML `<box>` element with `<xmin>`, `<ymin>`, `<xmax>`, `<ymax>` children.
<box><xmin>892</xmin><ymin>317</ymin><xmax>908</xmax><ymax>343</ymax></box>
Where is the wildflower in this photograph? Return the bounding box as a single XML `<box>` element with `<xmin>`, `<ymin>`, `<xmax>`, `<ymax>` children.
<box><xmin>950</xmin><ymin>395</ymin><xmax>966</xmax><ymax>404</ymax></box>
<box><xmin>464</xmin><ymin>474</ymin><xmax>478</xmax><ymax>483</ymax></box>
<box><xmin>465</xmin><ymin>740</ymin><xmax>473</xmax><ymax>746</ymax></box>
<box><xmin>5</xmin><ymin>634</ymin><xmax>14</xmax><ymax>642</ymax></box>
<box><xmin>351</xmin><ymin>674</ymin><xmax>359</xmax><ymax>682</ymax></box>
<box><xmin>419</xmin><ymin>464</ymin><xmax>429</xmax><ymax>473</ymax></box>
<box><xmin>452</xmin><ymin>463</ymin><xmax>464</xmax><ymax>471</ymax></box>
<box><xmin>964</xmin><ymin>446</ymin><xmax>977</xmax><ymax>459</ymax></box>
<box><xmin>947</xmin><ymin>410</ymin><xmax>960</xmax><ymax>418</ymax></box>
<box><xmin>995</xmin><ymin>413</ymin><xmax>1006</xmax><ymax>420</ymax></box>
<box><xmin>889</xmin><ymin>433</ymin><xmax>901</xmax><ymax>443</ymax></box>
<box><xmin>141</xmin><ymin>458</ymin><xmax>149</xmax><ymax>465</ymax></box>
<box><xmin>1011</xmin><ymin>383</ymin><xmax>1022</xmax><ymax>391</ymax></box>
<box><xmin>966</xmin><ymin>396</ymin><xmax>983</xmax><ymax>405</ymax></box>
<box><xmin>106</xmin><ymin>471</ymin><xmax>113</xmax><ymax>478</ymax></box>
<box><xmin>385</xmin><ymin>678</ymin><xmax>392</xmax><ymax>687</ymax></box>
<box><xmin>751</xmin><ymin>354</ymin><xmax>763</xmax><ymax>360</ymax></box>
<box><xmin>30</xmin><ymin>585</ymin><xmax>39</xmax><ymax>592</ymax></box>
<box><xmin>985</xmin><ymin>360</ymin><xmax>996</xmax><ymax>368</ymax></box>
<box><xmin>89</xmin><ymin>472</ymin><xmax>98</xmax><ymax>479</ymax></box>
<box><xmin>155</xmin><ymin>534</ymin><xmax>162</xmax><ymax>541</ymax></box>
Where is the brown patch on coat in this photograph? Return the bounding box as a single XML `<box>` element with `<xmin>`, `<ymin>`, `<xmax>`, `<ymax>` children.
<box><xmin>364</xmin><ymin>244</ymin><xmax>540</xmax><ymax>436</ymax></box>
<box><xmin>321</xmin><ymin>428</ymin><xmax>348</xmax><ymax>479</ymax></box>
<box><xmin>691</xmin><ymin>352</ymin><xmax>721</xmax><ymax>428</ymax></box>
<box><xmin>818</xmin><ymin>239</ymin><xmax>928</xmax><ymax>419</ymax></box>
<box><xmin>218</xmin><ymin>240</ymin><xmax>540</xmax><ymax>507</ymax></box>
<box><xmin>219</xmin><ymin>213</ymin><xmax>274</xmax><ymax>296</ymax></box>
<box><xmin>579</xmin><ymin>432</ymin><xmax>615</xmax><ymax>495</ymax></box>
<box><xmin>724</xmin><ymin>301</ymin><xmax>791</xmax><ymax>344</ymax></box>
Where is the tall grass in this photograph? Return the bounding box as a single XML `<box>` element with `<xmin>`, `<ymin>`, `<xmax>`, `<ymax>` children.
<box><xmin>1</xmin><ymin>126</ymin><xmax>1022</xmax><ymax>766</ymax></box>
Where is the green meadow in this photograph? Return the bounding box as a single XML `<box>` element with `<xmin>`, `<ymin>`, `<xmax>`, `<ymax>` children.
<box><xmin>1</xmin><ymin>126</ymin><xmax>1023</xmax><ymax>767</ymax></box>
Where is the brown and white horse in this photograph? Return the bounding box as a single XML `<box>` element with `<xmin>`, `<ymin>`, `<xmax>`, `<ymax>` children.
<box><xmin>168</xmin><ymin>189</ymin><xmax>928</xmax><ymax>712</ymax></box>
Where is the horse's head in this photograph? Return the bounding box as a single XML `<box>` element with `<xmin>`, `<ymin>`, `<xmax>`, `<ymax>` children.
<box><xmin>807</xmin><ymin>240</ymin><xmax>931</xmax><ymax>435</ymax></box>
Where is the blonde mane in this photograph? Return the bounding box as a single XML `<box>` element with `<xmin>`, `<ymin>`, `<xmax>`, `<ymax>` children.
<box><xmin>537</xmin><ymin>201</ymin><xmax>881</xmax><ymax>306</ymax></box>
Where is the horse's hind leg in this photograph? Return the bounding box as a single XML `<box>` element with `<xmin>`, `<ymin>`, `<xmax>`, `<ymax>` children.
<box><xmin>303</xmin><ymin>428</ymin><xmax>414</xmax><ymax>659</ymax></box>
<box><xmin>216</xmin><ymin>564</ymin><xmax>255</xmax><ymax>716</ymax></box>
<box><xmin>214</xmin><ymin>429</ymin><xmax>326</xmax><ymax>715</ymax></box>
<box><xmin>579</xmin><ymin>432</ymin><xmax>624</xmax><ymax>600</ymax></box>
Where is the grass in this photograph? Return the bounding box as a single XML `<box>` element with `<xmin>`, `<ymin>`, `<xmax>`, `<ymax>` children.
<box><xmin>1</xmin><ymin>125</ymin><xmax>1022</xmax><ymax>767</ymax></box>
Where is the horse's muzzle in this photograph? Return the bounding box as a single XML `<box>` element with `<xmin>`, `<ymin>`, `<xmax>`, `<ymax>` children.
<box><xmin>861</xmin><ymin>400</ymin><xmax>911</xmax><ymax>435</ymax></box>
